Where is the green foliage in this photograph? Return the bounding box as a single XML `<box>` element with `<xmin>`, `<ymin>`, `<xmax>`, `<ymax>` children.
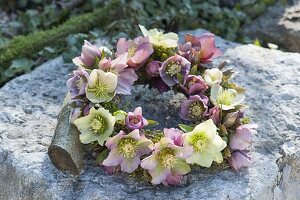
<box><xmin>4</xmin><ymin>58</ymin><xmax>35</xmax><ymax>78</ymax></box>
<box><xmin>179</xmin><ymin>124</ymin><xmax>195</xmax><ymax>133</ymax></box>
<box><xmin>0</xmin><ymin>2</ymin><xmax>116</xmax><ymax>85</ymax></box>
<box><xmin>0</xmin><ymin>0</ymin><xmax>278</xmax><ymax>86</ymax></box>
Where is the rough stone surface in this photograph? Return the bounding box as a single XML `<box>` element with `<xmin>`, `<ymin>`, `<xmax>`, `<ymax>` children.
<box><xmin>0</xmin><ymin>29</ymin><xmax>300</xmax><ymax>200</ymax></box>
<box><xmin>242</xmin><ymin>0</ymin><xmax>300</xmax><ymax>52</ymax></box>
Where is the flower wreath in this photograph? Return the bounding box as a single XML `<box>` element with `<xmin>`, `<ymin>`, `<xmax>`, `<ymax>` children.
<box><xmin>67</xmin><ymin>25</ymin><xmax>258</xmax><ymax>186</ymax></box>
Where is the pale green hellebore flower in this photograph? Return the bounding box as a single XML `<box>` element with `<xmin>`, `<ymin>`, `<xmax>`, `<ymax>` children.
<box><xmin>139</xmin><ymin>25</ymin><xmax>178</xmax><ymax>48</ymax></box>
<box><xmin>210</xmin><ymin>84</ymin><xmax>245</xmax><ymax>110</ymax></box>
<box><xmin>203</xmin><ymin>68</ymin><xmax>223</xmax><ymax>87</ymax></box>
<box><xmin>86</xmin><ymin>69</ymin><xmax>118</xmax><ymax>103</ymax></box>
<box><xmin>184</xmin><ymin>119</ymin><xmax>226</xmax><ymax>167</ymax></box>
<box><xmin>74</xmin><ymin>107</ymin><xmax>115</xmax><ymax>145</ymax></box>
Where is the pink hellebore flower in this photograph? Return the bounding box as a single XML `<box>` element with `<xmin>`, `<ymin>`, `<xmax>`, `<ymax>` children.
<box><xmin>230</xmin><ymin>124</ymin><xmax>258</xmax><ymax>151</ymax></box>
<box><xmin>66</xmin><ymin>69</ymin><xmax>89</xmax><ymax>98</ymax></box>
<box><xmin>162</xmin><ymin>173</ymin><xmax>183</xmax><ymax>186</ymax></box>
<box><xmin>229</xmin><ymin>150</ymin><xmax>252</xmax><ymax>171</ymax></box>
<box><xmin>164</xmin><ymin>128</ymin><xmax>184</xmax><ymax>147</ymax></box>
<box><xmin>117</xmin><ymin>36</ymin><xmax>154</xmax><ymax>69</ymax></box>
<box><xmin>125</xmin><ymin>107</ymin><xmax>149</xmax><ymax>130</ymax></box>
<box><xmin>208</xmin><ymin>106</ymin><xmax>221</xmax><ymax>125</ymax></box>
<box><xmin>152</xmin><ymin>77</ymin><xmax>170</xmax><ymax>93</ymax></box>
<box><xmin>102</xmin><ymin>129</ymin><xmax>153</xmax><ymax>173</ymax></box>
<box><xmin>182</xmin><ymin>75</ymin><xmax>208</xmax><ymax>95</ymax></box>
<box><xmin>179</xmin><ymin>33</ymin><xmax>222</xmax><ymax>65</ymax></box>
<box><xmin>146</xmin><ymin>60</ymin><xmax>161</xmax><ymax>78</ymax></box>
<box><xmin>159</xmin><ymin>54</ymin><xmax>191</xmax><ymax>87</ymax></box>
<box><xmin>141</xmin><ymin>137</ymin><xmax>192</xmax><ymax>185</ymax></box>
<box><xmin>179</xmin><ymin>94</ymin><xmax>209</xmax><ymax>122</ymax></box>
<box><xmin>102</xmin><ymin>166</ymin><xmax>120</xmax><ymax>174</ymax></box>
<box><xmin>73</xmin><ymin>40</ymin><xmax>101</xmax><ymax>67</ymax></box>
<box><xmin>99</xmin><ymin>53</ymin><xmax>138</xmax><ymax>95</ymax></box>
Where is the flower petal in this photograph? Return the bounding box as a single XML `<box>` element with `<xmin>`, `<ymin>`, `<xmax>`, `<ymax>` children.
<box><xmin>120</xmin><ymin>156</ymin><xmax>140</xmax><ymax>173</ymax></box>
<box><xmin>103</xmin><ymin>149</ymin><xmax>123</xmax><ymax>167</ymax></box>
<box><xmin>172</xmin><ymin>159</ymin><xmax>191</xmax><ymax>175</ymax></box>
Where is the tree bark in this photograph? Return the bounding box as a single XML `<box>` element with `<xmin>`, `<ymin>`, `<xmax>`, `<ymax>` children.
<box><xmin>48</xmin><ymin>96</ymin><xmax>85</xmax><ymax>175</ymax></box>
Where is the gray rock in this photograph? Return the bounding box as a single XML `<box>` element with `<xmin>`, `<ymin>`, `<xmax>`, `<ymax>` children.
<box><xmin>0</xmin><ymin>29</ymin><xmax>300</xmax><ymax>200</ymax></box>
<box><xmin>242</xmin><ymin>1</ymin><xmax>300</xmax><ymax>52</ymax></box>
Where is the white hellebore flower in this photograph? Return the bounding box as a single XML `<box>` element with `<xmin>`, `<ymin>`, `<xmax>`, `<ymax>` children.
<box><xmin>210</xmin><ymin>84</ymin><xmax>245</xmax><ymax>110</ymax></box>
<box><xmin>74</xmin><ymin>107</ymin><xmax>116</xmax><ymax>145</ymax></box>
<box><xmin>184</xmin><ymin>119</ymin><xmax>226</xmax><ymax>167</ymax></box>
<box><xmin>139</xmin><ymin>24</ymin><xmax>178</xmax><ymax>48</ymax></box>
<box><xmin>203</xmin><ymin>68</ymin><xmax>223</xmax><ymax>86</ymax></box>
<box><xmin>86</xmin><ymin>69</ymin><xmax>118</xmax><ymax>103</ymax></box>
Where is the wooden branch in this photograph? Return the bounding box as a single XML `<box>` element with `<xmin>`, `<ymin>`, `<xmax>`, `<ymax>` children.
<box><xmin>48</xmin><ymin>96</ymin><xmax>85</xmax><ymax>175</ymax></box>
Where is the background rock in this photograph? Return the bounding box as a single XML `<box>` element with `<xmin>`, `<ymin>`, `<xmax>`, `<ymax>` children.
<box><xmin>0</xmin><ymin>29</ymin><xmax>299</xmax><ymax>200</ymax></box>
<box><xmin>242</xmin><ymin>0</ymin><xmax>300</xmax><ymax>52</ymax></box>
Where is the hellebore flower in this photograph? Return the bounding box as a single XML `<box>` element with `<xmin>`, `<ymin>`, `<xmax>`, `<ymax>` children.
<box><xmin>164</xmin><ymin>128</ymin><xmax>184</xmax><ymax>147</ymax></box>
<box><xmin>210</xmin><ymin>84</ymin><xmax>245</xmax><ymax>110</ymax></box>
<box><xmin>230</xmin><ymin>124</ymin><xmax>258</xmax><ymax>151</ymax></box>
<box><xmin>229</xmin><ymin>150</ymin><xmax>252</xmax><ymax>171</ymax></box>
<box><xmin>99</xmin><ymin>53</ymin><xmax>138</xmax><ymax>95</ymax></box>
<box><xmin>162</xmin><ymin>173</ymin><xmax>183</xmax><ymax>186</ymax></box>
<box><xmin>152</xmin><ymin>77</ymin><xmax>170</xmax><ymax>93</ymax></box>
<box><xmin>223</xmin><ymin>109</ymin><xmax>245</xmax><ymax>127</ymax></box>
<box><xmin>86</xmin><ymin>69</ymin><xmax>118</xmax><ymax>103</ymax></box>
<box><xmin>72</xmin><ymin>40</ymin><xmax>102</xmax><ymax>68</ymax></box>
<box><xmin>184</xmin><ymin>119</ymin><xmax>227</xmax><ymax>167</ymax></box>
<box><xmin>208</xmin><ymin>106</ymin><xmax>221</xmax><ymax>125</ymax></box>
<box><xmin>182</xmin><ymin>75</ymin><xmax>208</xmax><ymax>95</ymax></box>
<box><xmin>74</xmin><ymin>107</ymin><xmax>115</xmax><ymax>145</ymax></box>
<box><xmin>141</xmin><ymin>137</ymin><xmax>192</xmax><ymax>185</ymax></box>
<box><xmin>66</xmin><ymin>69</ymin><xmax>89</xmax><ymax>98</ymax></box>
<box><xmin>179</xmin><ymin>33</ymin><xmax>222</xmax><ymax>65</ymax></box>
<box><xmin>139</xmin><ymin>25</ymin><xmax>179</xmax><ymax>48</ymax></box>
<box><xmin>179</xmin><ymin>95</ymin><xmax>209</xmax><ymax>122</ymax></box>
<box><xmin>102</xmin><ymin>129</ymin><xmax>153</xmax><ymax>173</ymax></box>
<box><xmin>203</xmin><ymin>68</ymin><xmax>223</xmax><ymax>87</ymax></box>
<box><xmin>116</xmin><ymin>36</ymin><xmax>154</xmax><ymax>69</ymax></box>
<box><xmin>125</xmin><ymin>107</ymin><xmax>148</xmax><ymax>130</ymax></box>
<box><xmin>146</xmin><ymin>60</ymin><xmax>161</xmax><ymax>77</ymax></box>
<box><xmin>159</xmin><ymin>54</ymin><xmax>191</xmax><ymax>87</ymax></box>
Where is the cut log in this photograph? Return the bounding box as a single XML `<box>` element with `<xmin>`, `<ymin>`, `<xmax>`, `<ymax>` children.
<box><xmin>48</xmin><ymin>96</ymin><xmax>85</xmax><ymax>175</ymax></box>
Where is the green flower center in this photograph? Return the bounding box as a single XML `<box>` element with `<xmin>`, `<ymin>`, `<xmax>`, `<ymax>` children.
<box><xmin>217</xmin><ymin>90</ymin><xmax>235</xmax><ymax>106</ymax></box>
<box><xmin>90</xmin><ymin>115</ymin><xmax>106</xmax><ymax>134</ymax></box>
<box><xmin>128</xmin><ymin>47</ymin><xmax>136</xmax><ymax>57</ymax></box>
<box><xmin>88</xmin><ymin>82</ymin><xmax>109</xmax><ymax>98</ymax></box>
<box><xmin>158</xmin><ymin>148</ymin><xmax>176</xmax><ymax>169</ymax></box>
<box><xmin>167</xmin><ymin>62</ymin><xmax>181</xmax><ymax>76</ymax></box>
<box><xmin>190</xmin><ymin>133</ymin><xmax>208</xmax><ymax>152</ymax></box>
<box><xmin>118</xmin><ymin>138</ymin><xmax>137</xmax><ymax>158</ymax></box>
<box><xmin>188</xmin><ymin>101</ymin><xmax>204</xmax><ymax>120</ymax></box>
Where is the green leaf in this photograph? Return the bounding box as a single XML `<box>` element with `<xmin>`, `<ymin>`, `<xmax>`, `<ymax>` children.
<box><xmin>96</xmin><ymin>148</ymin><xmax>109</xmax><ymax>164</ymax></box>
<box><xmin>222</xmin><ymin>68</ymin><xmax>235</xmax><ymax>82</ymax></box>
<box><xmin>4</xmin><ymin>58</ymin><xmax>35</xmax><ymax>77</ymax></box>
<box><xmin>178</xmin><ymin>124</ymin><xmax>195</xmax><ymax>133</ymax></box>
<box><xmin>147</xmin><ymin>119</ymin><xmax>159</xmax><ymax>126</ymax></box>
<box><xmin>190</xmin><ymin>65</ymin><xmax>198</xmax><ymax>75</ymax></box>
<box><xmin>254</xmin><ymin>38</ymin><xmax>261</xmax><ymax>47</ymax></box>
<box><xmin>227</xmin><ymin>82</ymin><xmax>246</xmax><ymax>93</ymax></box>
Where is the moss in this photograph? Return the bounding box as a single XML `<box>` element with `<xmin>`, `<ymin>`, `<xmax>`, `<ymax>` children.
<box><xmin>0</xmin><ymin>1</ymin><xmax>118</xmax><ymax>85</ymax></box>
